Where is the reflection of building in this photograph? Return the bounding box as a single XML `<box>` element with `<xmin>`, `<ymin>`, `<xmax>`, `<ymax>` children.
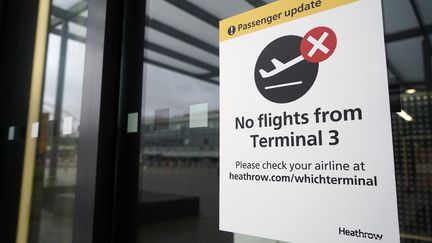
<box><xmin>141</xmin><ymin>111</ymin><xmax>219</xmax><ymax>165</ymax></box>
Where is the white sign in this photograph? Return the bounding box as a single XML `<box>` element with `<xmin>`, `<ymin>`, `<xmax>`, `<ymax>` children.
<box><xmin>219</xmin><ymin>0</ymin><xmax>400</xmax><ymax>242</ymax></box>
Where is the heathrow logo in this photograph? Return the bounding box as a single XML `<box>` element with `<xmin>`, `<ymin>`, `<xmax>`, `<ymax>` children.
<box><xmin>254</xmin><ymin>26</ymin><xmax>337</xmax><ymax>103</ymax></box>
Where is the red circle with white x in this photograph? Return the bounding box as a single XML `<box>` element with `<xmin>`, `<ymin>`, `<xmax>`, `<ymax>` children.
<box><xmin>300</xmin><ymin>26</ymin><xmax>337</xmax><ymax>63</ymax></box>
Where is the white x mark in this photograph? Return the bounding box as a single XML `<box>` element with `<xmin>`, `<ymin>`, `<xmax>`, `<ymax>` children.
<box><xmin>307</xmin><ymin>32</ymin><xmax>330</xmax><ymax>57</ymax></box>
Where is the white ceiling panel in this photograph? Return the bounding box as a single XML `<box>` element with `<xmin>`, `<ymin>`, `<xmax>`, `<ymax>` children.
<box><xmin>80</xmin><ymin>10</ymin><xmax>88</xmax><ymax>18</ymax></box>
<box><xmin>68</xmin><ymin>22</ymin><xmax>87</xmax><ymax>39</ymax></box>
<box><xmin>386</xmin><ymin>37</ymin><xmax>424</xmax><ymax>81</ymax></box>
<box><xmin>147</xmin><ymin>0</ymin><xmax>218</xmax><ymax>47</ymax></box>
<box><xmin>52</xmin><ymin>0</ymin><xmax>83</xmax><ymax>10</ymax></box>
<box><xmin>417</xmin><ymin>0</ymin><xmax>432</xmax><ymax>25</ymax></box>
<box><xmin>188</xmin><ymin>0</ymin><xmax>254</xmax><ymax>19</ymax></box>
<box><xmin>55</xmin><ymin>23</ymin><xmax>62</xmax><ymax>31</ymax></box>
<box><xmin>188</xmin><ymin>0</ymin><xmax>277</xmax><ymax>19</ymax></box>
<box><xmin>51</xmin><ymin>15</ymin><xmax>60</xmax><ymax>23</ymax></box>
<box><xmin>145</xmin><ymin>49</ymin><xmax>208</xmax><ymax>75</ymax></box>
<box><xmin>382</xmin><ymin>0</ymin><xmax>419</xmax><ymax>34</ymax></box>
<box><xmin>145</xmin><ymin>27</ymin><xmax>219</xmax><ymax>67</ymax></box>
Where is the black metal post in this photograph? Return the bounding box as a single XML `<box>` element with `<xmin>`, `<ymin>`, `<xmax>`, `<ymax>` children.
<box><xmin>72</xmin><ymin>0</ymin><xmax>124</xmax><ymax>242</ymax></box>
<box><xmin>110</xmin><ymin>0</ymin><xmax>146</xmax><ymax>241</ymax></box>
<box><xmin>423</xmin><ymin>39</ymin><xmax>432</xmax><ymax>91</ymax></box>
<box><xmin>48</xmin><ymin>21</ymin><xmax>69</xmax><ymax>185</ymax></box>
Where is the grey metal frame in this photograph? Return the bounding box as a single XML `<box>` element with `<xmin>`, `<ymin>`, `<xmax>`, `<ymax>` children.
<box><xmin>72</xmin><ymin>0</ymin><xmax>124</xmax><ymax>242</ymax></box>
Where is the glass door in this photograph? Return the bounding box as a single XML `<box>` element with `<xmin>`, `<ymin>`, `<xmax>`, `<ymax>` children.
<box><xmin>117</xmin><ymin>0</ymin><xmax>432</xmax><ymax>243</ymax></box>
<box><xmin>135</xmin><ymin>1</ymin><xmax>280</xmax><ymax>242</ymax></box>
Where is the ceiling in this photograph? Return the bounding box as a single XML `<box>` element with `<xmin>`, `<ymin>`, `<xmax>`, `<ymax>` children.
<box><xmin>51</xmin><ymin>0</ymin><xmax>432</xmax><ymax>89</ymax></box>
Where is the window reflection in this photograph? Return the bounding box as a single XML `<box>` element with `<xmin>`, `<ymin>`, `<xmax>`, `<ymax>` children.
<box><xmin>138</xmin><ymin>1</ymin><xmax>272</xmax><ymax>243</ymax></box>
<box><xmin>28</xmin><ymin>1</ymin><xmax>87</xmax><ymax>243</ymax></box>
<box><xmin>138</xmin><ymin>0</ymin><xmax>432</xmax><ymax>243</ymax></box>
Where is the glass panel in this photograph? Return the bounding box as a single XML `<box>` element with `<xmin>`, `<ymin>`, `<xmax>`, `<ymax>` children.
<box><xmin>138</xmin><ymin>1</ymin><xmax>432</xmax><ymax>243</ymax></box>
<box><xmin>382</xmin><ymin>0</ymin><xmax>419</xmax><ymax>34</ymax></box>
<box><xmin>52</xmin><ymin>0</ymin><xmax>84</xmax><ymax>11</ymax></box>
<box><xmin>386</xmin><ymin>1</ymin><xmax>432</xmax><ymax>241</ymax></box>
<box><xmin>26</xmin><ymin>1</ymin><xmax>88</xmax><ymax>242</ymax></box>
<box><xmin>393</xmin><ymin>92</ymin><xmax>432</xmax><ymax>242</ymax></box>
<box><xmin>138</xmin><ymin>1</ymin><xmax>278</xmax><ymax>242</ymax></box>
<box><xmin>417</xmin><ymin>0</ymin><xmax>432</xmax><ymax>25</ymax></box>
<box><xmin>387</xmin><ymin>37</ymin><xmax>425</xmax><ymax>81</ymax></box>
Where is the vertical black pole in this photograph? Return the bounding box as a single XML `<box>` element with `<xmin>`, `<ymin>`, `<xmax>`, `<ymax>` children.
<box><xmin>72</xmin><ymin>0</ymin><xmax>124</xmax><ymax>242</ymax></box>
<box><xmin>49</xmin><ymin>21</ymin><xmax>69</xmax><ymax>185</ymax></box>
<box><xmin>111</xmin><ymin>0</ymin><xmax>145</xmax><ymax>242</ymax></box>
<box><xmin>423</xmin><ymin>39</ymin><xmax>432</xmax><ymax>91</ymax></box>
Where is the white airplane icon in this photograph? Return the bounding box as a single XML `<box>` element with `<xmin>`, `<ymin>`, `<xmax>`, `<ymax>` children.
<box><xmin>259</xmin><ymin>55</ymin><xmax>304</xmax><ymax>78</ymax></box>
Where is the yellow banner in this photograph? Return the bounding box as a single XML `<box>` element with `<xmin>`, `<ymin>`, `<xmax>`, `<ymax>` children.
<box><xmin>220</xmin><ymin>0</ymin><xmax>358</xmax><ymax>42</ymax></box>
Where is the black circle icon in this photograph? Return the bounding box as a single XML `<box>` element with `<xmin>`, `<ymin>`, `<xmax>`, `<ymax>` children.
<box><xmin>228</xmin><ymin>26</ymin><xmax>236</xmax><ymax>35</ymax></box>
<box><xmin>254</xmin><ymin>36</ymin><xmax>319</xmax><ymax>104</ymax></box>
